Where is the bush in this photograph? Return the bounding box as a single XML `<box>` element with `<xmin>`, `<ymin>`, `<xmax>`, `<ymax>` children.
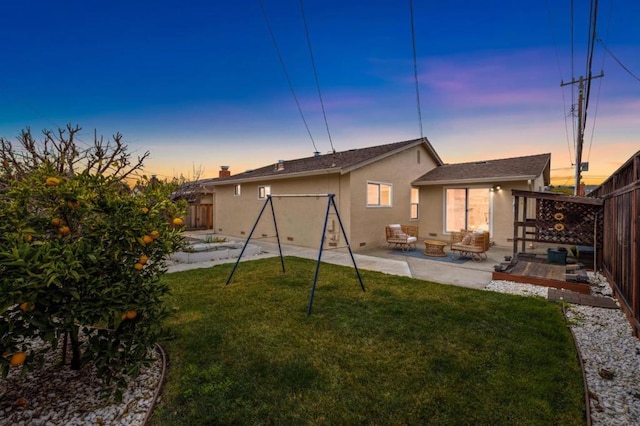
<box><xmin>0</xmin><ymin>125</ymin><xmax>186</xmax><ymax>399</ymax></box>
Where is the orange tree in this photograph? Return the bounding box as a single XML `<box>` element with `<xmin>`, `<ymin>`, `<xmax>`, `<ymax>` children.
<box><xmin>0</xmin><ymin>125</ymin><xmax>186</xmax><ymax>398</ymax></box>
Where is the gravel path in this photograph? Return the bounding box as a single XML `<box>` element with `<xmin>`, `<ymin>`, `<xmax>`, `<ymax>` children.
<box><xmin>2</xmin><ymin>275</ymin><xmax>639</xmax><ymax>425</ymax></box>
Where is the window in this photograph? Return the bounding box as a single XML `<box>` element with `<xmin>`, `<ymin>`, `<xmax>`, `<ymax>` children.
<box><xmin>410</xmin><ymin>187</ymin><xmax>419</xmax><ymax>220</ymax></box>
<box><xmin>234</xmin><ymin>184</ymin><xmax>241</xmax><ymax>196</ymax></box>
<box><xmin>444</xmin><ymin>187</ymin><xmax>491</xmax><ymax>234</ymax></box>
<box><xmin>367</xmin><ymin>182</ymin><xmax>392</xmax><ymax>207</ymax></box>
<box><xmin>258</xmin><ymin>185</ymin><xmax>271</xmax><ymax>199</ymax></box>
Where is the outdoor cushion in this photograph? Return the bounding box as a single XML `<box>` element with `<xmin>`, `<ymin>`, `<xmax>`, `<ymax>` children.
<box><xmin>406</xmin><ymin>236</ymin><xmax>417</xmax><ymax>243</ymax></box>
<box><xmin>461</xmin><ymin>234</ymin><xmax>472</xmax><ymax>245</ymax></box>
<box><xmin>388</xmin><ymin>224</ymin><xmax>404</xmax><ymax>238</ymax></box>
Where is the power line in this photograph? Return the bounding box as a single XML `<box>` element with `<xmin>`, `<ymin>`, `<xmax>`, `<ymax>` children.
<box><xmin>581</xmin><ymin>0</ymin><xmax>600</xmax><ymax>164</ymax></box>
<box><xmin>587</xmin><ymin>1</ymin><xmax>615</xmax><ymax>164</ymax></box>
<box><xmin>586</xmin><ymin>76</ymin><xmax>603</xmax><ymax>163</ymax></box>
<box><xmin>299</xmin><ymin>0</ymin><xmax>335</xmax><ymax>153</ymax></box>
<box><xmin>570</xmin><ymin>0</ymin><xmax>576</xmax><ymax>128</ymax></box>
<box><xmin>582</xmin><ymin>0</ymin><xmax>600</xmax><ymax>135</ymax></box>
<box><xmin>409</xmin><ymin>0</ymin><xmax>424</xmax><ymax>139</ymax></box>
<box><xmin>258</xmin><ymin>0</ymin><xmax>318</xmax><ymax>154</ymax></box>
<box><xmin>561</xmin><ymin>0</ymin><xmax>604</xmax><ymax>195</ymax></box>
<box><xmin>597</xmin><ymin>36</ymin><xmax>640</xmax><ymax>82</ymax></box>
<box><xmin>545</xmin><ymin>0</ymin><xmax>574</xmax><ymax>165</ymax></box>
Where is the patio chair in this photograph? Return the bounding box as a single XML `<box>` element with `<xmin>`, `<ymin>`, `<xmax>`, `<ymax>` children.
<box><xmin>385</xmin><ymin>224</ymin><xmax>418</xmax><ymax>251</ymax></box>
<box><xmin>450</xmin><ymin>229</ymin><xmax>489</xmax><ymax>261</ymax></box>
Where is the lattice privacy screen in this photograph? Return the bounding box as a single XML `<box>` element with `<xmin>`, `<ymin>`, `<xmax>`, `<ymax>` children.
<box><xmin>536</xmin><ymin>198</ymin><xmax>603</xmax><ymax>246</ymax></box>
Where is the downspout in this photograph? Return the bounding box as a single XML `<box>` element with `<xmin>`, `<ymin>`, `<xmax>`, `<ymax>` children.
<box><xmin>212</xmin><ymin>190</ymin><xmax>216</xmax><ymax>231</ymax></box>
<box><xmin>593</xmin><ymin>211</ymin><xmax>598</xmax><ymax>271</ymax></box>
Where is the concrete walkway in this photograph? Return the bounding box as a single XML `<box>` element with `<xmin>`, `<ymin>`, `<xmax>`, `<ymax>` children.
<box><xmin>168</xmin><ymin>231</ymin><xmax>514</xmax><ymax>290</ymax></box>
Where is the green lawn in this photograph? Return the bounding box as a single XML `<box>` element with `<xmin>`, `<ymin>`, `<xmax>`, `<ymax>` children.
<box><xmin>150</xmin><ymin>257</ymin><xmax>585</xmax><ymax>425</ymax></box>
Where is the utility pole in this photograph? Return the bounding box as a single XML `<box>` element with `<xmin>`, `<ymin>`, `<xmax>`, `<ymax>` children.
<box><xmin>574</xmin><ymin>77</ymin><xmax>584</xmax><ymax>196</ymax></box>
<box><xmin>561</xmin><ymin>72</ymin><xmax>604</xmax><ymax>195</ymax></box>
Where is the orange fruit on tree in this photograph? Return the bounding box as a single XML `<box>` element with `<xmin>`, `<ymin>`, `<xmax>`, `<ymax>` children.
<box><xmin>58</xmin><ymin>226</ymin><xmax>71</xmax><ymax>236</ymax></box>
<box><xmin>45</xmin><ymin>176</ymin><xmax>60</xmax><ymax>186</ymax></box>
<box><xmin>141</xmin><ymin>207</ymin><xmax>149</xmax><ymax>214</ymax></box>
<box><xmin>149</xmin><ymin>230</ymin><xmax>160</xmax><ymax>240</ymax></box>
<box><xmin>172</xmin><ymin>217</ymin><xmax>184</xmax><ymax>226</ymax></box>
<box><xmin>9</xmin><ymin>352</ymin><xmax>26</xmax><ymax>366</ymax></box>
<box><xmin>138</xmin><ymin>255</ymin><xmax>149</xmax><ymax>265</ymax></box>
<box><xmin>126</xmin><ymin>310</ymin><xmax>138</xmax><ymax>320</ymax></box>
<box><xmin>51</xmin><ymin>217</ymin><xmax>62</xmax><ymax>227</ymax></box>
<box><xmin>67</xmin><ymin>201</ymin><xmax>80</xmax><ymax>209</ymax></box>
<box><xmin>134</xmin><ymin>262</ymin><xmax>144</xmax><ymax>270</ymax></box>
<box><xmin>19</xmin><ymin>302</ymin><xmax>34</xmax><ymax>313</ymax></box>
<box><xmin>141</xmin><ymin>235</ymin><xmax>153</xmax><ymax>245</ymax></box>
<box><xmin>25</xmin><ymin>234</ymin><xmax>33</xmax><ymax>242</ymax></box>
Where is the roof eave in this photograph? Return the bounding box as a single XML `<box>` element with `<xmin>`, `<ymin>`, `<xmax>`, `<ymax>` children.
<box><xmin>215</xmin><ymin>168</ymin><xmax>341</xmax><ymax>185</ymax></box>
<box><xmin>413</xmin><ymin>175</ymin><xmax>540</xmax><ymax>186</ymax></box>
<box><xmin>341</xmin><ymin>138</ymin><xmax>442</xmax><ymax>174</ymax></box>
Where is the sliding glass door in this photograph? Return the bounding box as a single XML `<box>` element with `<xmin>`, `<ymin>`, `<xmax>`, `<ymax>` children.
<box><xmin>445</xmin><ymin>188</ymin><xmax>491</xmax><ymax>234</ymax></box>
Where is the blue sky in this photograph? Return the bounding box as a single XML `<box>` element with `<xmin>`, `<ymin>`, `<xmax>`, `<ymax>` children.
<box><xmin>1</xmin><ymin>0</ymin><xmax>638</xmax><ymax>185</ymax></box>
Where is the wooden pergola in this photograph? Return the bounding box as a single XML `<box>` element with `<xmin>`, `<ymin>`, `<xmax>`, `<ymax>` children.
<box><xmin>511</xmin><ymin>190</ymin><xmax>604</xmax><ymax>259</ymax></box>
<box><xmin>492</xmin><ymin>190</ymin><xmax>604</xmax><ymax>294</ymax></box>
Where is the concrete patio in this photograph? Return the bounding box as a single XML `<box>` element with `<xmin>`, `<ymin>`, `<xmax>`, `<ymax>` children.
<box><xmin>173</xmin><ymin>230</ymin><xmax>514</xmax><ymax>290</ymax></box>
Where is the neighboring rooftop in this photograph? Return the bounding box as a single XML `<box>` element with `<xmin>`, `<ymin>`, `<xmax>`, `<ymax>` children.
<box><xmin>413</xmin><ymin>153</ymin><xmax>551</xmax><ymax>185</ymax></box>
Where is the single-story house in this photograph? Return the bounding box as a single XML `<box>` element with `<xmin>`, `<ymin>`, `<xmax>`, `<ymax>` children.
<box><xmin>186</xmin><ymin>138</ymin><xmax>550</xmax><ymax>252</ymax></box>
<box><xmin>412</xmin><ymin>153</ymin><xmax>551</xmax><ymax>247</ymax></box>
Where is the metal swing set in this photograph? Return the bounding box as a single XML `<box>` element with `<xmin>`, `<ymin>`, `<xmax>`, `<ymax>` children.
<box><xmin>225</xmin><ymin>193</ymin><xmax>365</xmax><ymax>315</ymax></box>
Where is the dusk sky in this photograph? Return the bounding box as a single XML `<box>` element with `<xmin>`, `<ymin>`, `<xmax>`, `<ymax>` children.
<box><xmin>1</xmin><ymin>1</ymin><xmax>638</xmax><ymax>185</ymax></box>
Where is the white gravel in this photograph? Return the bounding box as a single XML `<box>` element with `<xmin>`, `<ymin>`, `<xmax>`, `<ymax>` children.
<box><xmin>2</xmin><ymin>274</ymin><xmax>638</xmax><ymax>425</ymax></box>
<box><xmin>0</xmin><ymin>344</ymin><xmax>163</xmax><ymax>425</ymax></box>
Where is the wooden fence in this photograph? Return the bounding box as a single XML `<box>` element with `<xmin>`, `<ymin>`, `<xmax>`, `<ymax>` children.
<box><xmin>185</xmin><ymin>204</ymin><xmax>213</xmax><ymax>230</ymax></box>
<box><xmin>590</xmin><ymin>150</ymin><xmax>640</xmax><ymax>336</ymax></box>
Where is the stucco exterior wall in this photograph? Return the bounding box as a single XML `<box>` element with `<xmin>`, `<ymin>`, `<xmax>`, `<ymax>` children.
<box><xmin>213</xmin><ymin>144</ymin><xmax>438</xmax><ymax>252</ymax></box>
<box><xmin>418</xmin><ymin>180</ymin><xmax>538</xmax><ymax>248</ymax></box>
<box><xmin>348</xmin><ymin>146</ymin><xmax>438</xmax><ymax>250</ymax></box>
<box><xmin>418</xmin><ymin>186</ymin><xmax>446</xmax><ymax>241</ymax></box>
<box><xmin>214</xmin><ymin>174</ymin><xmax>346</xmax><ymax>249</ymax></box>
<box><xmin>490</xmin><ymin>182</ymin><xmax>533</xmax><ymax>246</ymax></box>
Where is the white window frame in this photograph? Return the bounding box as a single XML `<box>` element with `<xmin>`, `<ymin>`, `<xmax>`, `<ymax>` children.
<box><xmin>410</xmin><ymin>187</ymin><xmax>419</xmax><ymax>220</ymax></box>
<box><xmin>443</xmin><ymin>186</ymin><xmax>493</xmax><ymax>235</ymax></box>
<box><xmin>258</xmin><ymin>185</ymin><xmax>271</xmax><ymax>200</ymax></box>
<box><xmin>367</xmin><ymin>181</ymin><xmax>392</xmax><ymax>207</ymax></box>
<box><xmin>234</xmin><ymin>184</ymin><xmax>241</xmax><ymax>196</ymax></box>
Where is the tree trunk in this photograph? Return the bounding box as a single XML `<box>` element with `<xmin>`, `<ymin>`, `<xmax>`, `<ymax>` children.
<box><xmin>70</xmin><ymin>325</ymin><xmax>82</xmax><ymax>370</ymax></box>
<box><xmin>61</xmin><ymin>332</ymin><xmax>68</xmax><ymax>366</ymax></box>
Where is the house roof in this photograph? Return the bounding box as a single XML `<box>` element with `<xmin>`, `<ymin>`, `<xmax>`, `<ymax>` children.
<box><xmin>206</xmin><ymin>137</ymin><xmax>443</xmax><ymax>185</ymax></box>
<box><xmin>413</xmin><ymin>153</ymin><xmax>551</xmax><ymax>186</ymax></box>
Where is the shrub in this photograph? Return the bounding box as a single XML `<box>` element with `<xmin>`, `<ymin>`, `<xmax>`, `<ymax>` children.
<box><xmin>0</xmin><ymin>125</ymin><xmax>186</xmax><ymax>399</ymax></box>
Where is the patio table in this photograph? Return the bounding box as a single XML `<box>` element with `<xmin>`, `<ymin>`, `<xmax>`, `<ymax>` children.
<box><xmin>424</xmin><ymin>240</ymin><xmax>447</xmax><ymax>257</ymax></box>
